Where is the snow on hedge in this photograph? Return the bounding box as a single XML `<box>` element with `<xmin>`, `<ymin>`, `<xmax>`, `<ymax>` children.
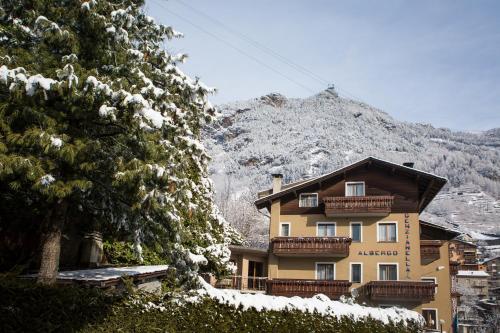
<box><xmin>190</xmin><ymin>277</ymin><xmax>424</xmax><ymax>326</ymax></box>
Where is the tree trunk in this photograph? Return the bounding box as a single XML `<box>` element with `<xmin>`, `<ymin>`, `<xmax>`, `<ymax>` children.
<box><xmin>37</xmin><ymin>200</ymin><xmax>68</xmax><ymax>285</ymax></box>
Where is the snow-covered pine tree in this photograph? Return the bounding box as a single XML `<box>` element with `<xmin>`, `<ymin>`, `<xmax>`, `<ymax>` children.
<box><xmin>0</xmin><ymin>0</ymin><xmax>239</xmax><ymax>284</ymax></box>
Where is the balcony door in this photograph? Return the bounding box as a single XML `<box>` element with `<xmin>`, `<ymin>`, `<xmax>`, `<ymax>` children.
<box><xmin>316</xmin><ymin>263</ymin><xmax>335</xmax><ymax>280</ymax></box>
<box><xmin>345</xmin><ymin>182</ymin><xmax>365</xmax><ymax>196</ymax></box>
<box><xmin>248</xmin><ymin>261</ymin><xmax>265</xmax><ymax>290</ymax></box>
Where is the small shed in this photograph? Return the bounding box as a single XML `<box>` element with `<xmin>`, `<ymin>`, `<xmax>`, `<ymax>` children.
<box><xmin>22</xmin><ymin>265</ymin><xmax>171</xmax><ymax>293</ymax></box>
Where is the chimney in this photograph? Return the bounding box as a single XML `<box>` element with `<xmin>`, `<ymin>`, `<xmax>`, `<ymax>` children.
<box><xmin>403</xmin><ymin>162</ymin><xmax>415</xmax><ymax>168</ymax></box>
<box><xmin>272</xmin><ymin>173</ymin><xmax>283</xmax><ymax>194</ymax></box>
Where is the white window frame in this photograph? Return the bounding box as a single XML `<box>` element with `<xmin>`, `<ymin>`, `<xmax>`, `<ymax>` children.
<box><xmin>316</xmin><ymin>222</ymin><xmax>336</xmax><ymax>237</ymax></box>
<box><xmin>350</xmin><ymin>221</ymin><xmax>363</xmax><ymax>242</ymax></box>
<box><xmin>279</xmin><ymin>222</ymin><xmax>291</xmax><ymax>237</ymax></box>
<box><xmin>299</xmin><ymin>193</ymin><xmax>319</xmax><ymax>207</ymax></box>
<box><xmin>349</xmin><ymin>262</ymin><xmax>363</xmax><ymax>284</ymax></box>
<box><xmin>345</xmin><ymin>181</ymin><xmax>365</xmax><ymax>197</ymax></box>
<box><xmin>421</xmin><ymin>276</ymin><xmax>438</xmax><ymax>294</ymax></box>
<box><xmin>376</xmin><ymin>221</ymin><xmax>398</xmax><ymax>242</ymax></box>
<box><xmin>422</xmin><ymin>308</ymin><xmax>439</xmax><ymax>330</ymax></box>
<box><xmin>315</xmin><ymin>262</ymin><xmax>336</xmax><ymax>280</ymax></box>
<box><xmin>377</xmin><ymin>262</ymin><xmax>399</xmax><ymax>281</ymax></box>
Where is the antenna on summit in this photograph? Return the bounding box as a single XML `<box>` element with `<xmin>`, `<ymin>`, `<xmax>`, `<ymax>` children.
<box><xmin>325</xmin><ymin>84</ymin><xmax>338</xmax><ymax>98</ymax></box>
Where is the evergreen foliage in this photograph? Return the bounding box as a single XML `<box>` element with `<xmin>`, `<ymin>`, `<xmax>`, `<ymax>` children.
<box><xmin>0</xmin><ymin>0</ymin><xmax>239</xmax><ymax>283</ymax></box>
<box><xmin>103</xmin><ymin>240</ymin><xmax>167</xmax><ymax>265</ymax></box>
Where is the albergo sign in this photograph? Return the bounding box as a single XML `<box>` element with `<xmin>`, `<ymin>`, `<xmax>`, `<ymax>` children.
<box><xmin>358</xmin><ymin>250</ymin><xmax>398</xmax><ymax>256</ymax></box>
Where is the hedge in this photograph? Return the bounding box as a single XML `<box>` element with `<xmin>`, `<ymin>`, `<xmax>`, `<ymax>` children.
<box><xmin>0</xmin><ymin>277</ymin><xmax>421</xmax><ymax>333</ymax></box>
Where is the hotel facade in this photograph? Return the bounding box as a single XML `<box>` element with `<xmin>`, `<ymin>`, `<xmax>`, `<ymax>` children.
<box><xmin>248</xmin><ymin>157</ymin><xmax>457</xmax><ymax>332</ymax></box>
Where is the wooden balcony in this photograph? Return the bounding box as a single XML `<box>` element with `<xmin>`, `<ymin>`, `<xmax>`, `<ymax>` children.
<box><xmin>266</xmin><ymin>279</ymin><xmax>351</xmax><ymax>300</ymax></box>
<box><xmin>420</xmin><ymin>240</ymin><xmax>442</xmax><ymax>264</ymax></box>
<box><xmin>323</xmin><ymin>196</ymin><xmax>394</xmax><ymax>217</ymax></box>
<box><xmin>271</xmin><ymin>237</ymin><xmax>351</xmax><ymax>257</ymax></box>
<box><xmin>215</xmin><ymin>276</ymin><xmax>267</xmax><ymax>292</ymax></box>
<box><xmin>463</xmin><ymin>252</ymin><xmax>477</xmax><ymax>264</ymax></box>
<box><xmin>358</xmin><ymin>281</ymin><xmax>436</xmax><ymax>303</ymax></box>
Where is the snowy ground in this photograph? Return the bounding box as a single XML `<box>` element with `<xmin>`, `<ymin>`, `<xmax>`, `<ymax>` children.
<box><xmin>185</xmin><ymin>277</ymin><xmax>424</xmax><ymax>326</ymax></box>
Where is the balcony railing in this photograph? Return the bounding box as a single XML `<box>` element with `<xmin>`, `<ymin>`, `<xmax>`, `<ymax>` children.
<box><xmin>420</xmin><ymin>240</ymin><xmax>442</xmax><ymax>264</ymax></box>
<box><xmin>215</xmin><ymin>275</ymin><xmax>267</xmax><ymax>291</ymax></box>
<box><xmin>459</xmin><ymin>263</ymin><xmax>481</xmax><ymax>271</ymax></box>
<box><xmin>323</xmin><ymin>196</ymin><xmax>394</xmax><ymax>216</ymax></box>
<box><xmin>266</xmin><ymin>279</ymin><xmax>351</xmax><ymax>300</ymax></box>
<box><xmin>450</xmin><ymin>261</ymin><xmax>460</xmax><ymax>275</ymax></box>
<box><xmin>358</xmin><ymin>281</ymin><xmax>436</xmax><ymax>303</ymax></box>
<box><xmin>271</xmin><ymin>237</ymin><xmax>351</xmax><ymax>257</ymax></box>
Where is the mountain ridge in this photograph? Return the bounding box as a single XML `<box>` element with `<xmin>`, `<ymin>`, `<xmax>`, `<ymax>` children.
<box><xmin>204</xmin><ymin>88</ymin><xmax>500</xmax><ymax>237</ymax></box>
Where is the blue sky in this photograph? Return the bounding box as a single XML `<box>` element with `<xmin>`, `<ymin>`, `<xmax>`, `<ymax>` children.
<box><xmin>145</xmin><ymin>0</ymin><xmax>500</xmax><ymax>131</ymax></box>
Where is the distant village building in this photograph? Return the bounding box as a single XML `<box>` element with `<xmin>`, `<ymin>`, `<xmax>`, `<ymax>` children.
<box><xmin>449</xmin><ymin>239</ymin><xmax>483</xmax><ymax>271</ymax></box>
<box><xmin>455</xmin><ymin>270</ymin><xmax>491</xmax><ymax>333</ymax></box>
<box><xmin>456</xmin><ymin>270</ymin><xmax>489</xmax><ymax>299</ymax></box>
<box><xmin>483</xmin><ymin>256</ymin><xmax>500</xmax><ymax>301</ymax></box>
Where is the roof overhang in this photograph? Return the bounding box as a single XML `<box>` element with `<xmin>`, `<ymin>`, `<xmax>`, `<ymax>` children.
<box><xmin>419</xmin><ymin>220</ymin><xmax>460</xmax><ymax>240</ymax></box>
<box><xmin>229</xmin><ymin>245</ymin><xmax>268</xmax><ymax>257</ymax></box>
<box><xmin>451</xmin><ymin>238</ymin><xmax>478</xmax><ymax>248</ymax></box>
<box><xmin>255</xmin><ymin>157</ymin><xmax>447</xmax><ymax>212</ymax></box>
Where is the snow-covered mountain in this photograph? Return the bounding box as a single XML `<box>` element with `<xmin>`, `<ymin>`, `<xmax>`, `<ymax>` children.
<box><xmin>204</xmin><ymin>87</ymin><xmax>500</xmax><ymax>236</ymax></box>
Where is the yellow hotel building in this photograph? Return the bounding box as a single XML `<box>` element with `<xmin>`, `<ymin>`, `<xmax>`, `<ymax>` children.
<box><xmin>251</xmin><ymin>157</ymin><xmax>458</xmax><ymax>332</ymax></box>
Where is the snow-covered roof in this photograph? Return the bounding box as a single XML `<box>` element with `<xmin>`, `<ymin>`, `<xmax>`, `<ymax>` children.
<box><xmin>255</xmin><ymin>156</ymin><xmax>447</xmax><ymax>212</ymax></box>
<box><xmin>468</xmin><ymin>230</ymin><xmax>500</xmax><ymax>241</ymax></box>
<box><xmin>23</xmin><ymin>265</ymin><xmax>170</xmax><ymax>286</ymax></box>
<box><xmin>482</xmin><ymin>256</ymin><xmax>500</xmax><ymax>264</ymax></box>
<box><xmin>456</xmin><ymin>270</ymin><xmax>489</xmax><ymax>277</ymax></box>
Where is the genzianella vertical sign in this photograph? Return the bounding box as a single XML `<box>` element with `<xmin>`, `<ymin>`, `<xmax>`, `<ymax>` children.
<box><xmin>405</xmin><ymin>213</ymin><xmax>411</xmax><ymax>277</ymax></box>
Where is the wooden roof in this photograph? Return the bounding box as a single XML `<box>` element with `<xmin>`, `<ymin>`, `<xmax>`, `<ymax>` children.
<box><xmin>255</xmin><ymin>156</ymin><xmax>447</xmax><ymax>212</ymax></box>
<box><xmin>450</xmin><ymin>238</ymin><xmax>478</xmax><ymax>248</ymax></box>
<box><xmin>419</xmin><ymin>220</ymin><xmax>460</xmax><ymax>240</ymax></box>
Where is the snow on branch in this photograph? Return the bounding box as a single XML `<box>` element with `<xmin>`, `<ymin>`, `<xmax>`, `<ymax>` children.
<box><xmin>81</xmin><ymin>0</ymin><xmax>97</xmax><ymax>12</ymax></box>
<box><xmin>0</xmin><ymin>65</ymin><xmax>59</xmax><ymax>98</ymax></box>
<box><xmin>40</xmin><ymin>174</ymin><xmax>55</xmax><ymax>186</ymax></box>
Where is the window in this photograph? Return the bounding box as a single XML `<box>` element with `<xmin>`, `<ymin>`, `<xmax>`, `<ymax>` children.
<box><xmin>378</xmin><ymin>263</ymin><xmax>398</xmax><ymax>280</ymax></box>
<box><xmin>378</xmin><ymin>222</ymin><xmax>397</xmax><ymax>242</ymax></box>
<box><xmin>350</xmin><ymin>263</ymin><xmax>362</xmax><ymax>283</ymax></box>
<box><xmin>350</xmin><ymin>222</ymin><xmax>362</xmax><ymax>242</ymax></box>
<box><xmin>422</xmin><ymin>309</ymin><xmax>438</xmax><ymax>330</ymax></box>
<box><xmin>316</xmin><ymin>263</ymin><xmax>335</xmax><ymax>280</ymax></box>
<box><xmin>280</xmin><ymin>223</ymin><xmax>290</xmax><ymax>236</ymax></box>
<box><xmin>299</xmin><ymin>193</ymin><xmax>318</xmax><ymax>207</ymax></box>
<box><xmin>317</xmin><ymin>222</ymin><xmax>335</xmax><ymax>237</ymax></box>
<box><xmin>345</xmin><ymin>182</ymin><xmax>365</xmax><ymax>196</ymax></box>
<box><xmin>422</xmin><ymin>277</ymin><xmax>438</xmax><ymax>294</ymax></box>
